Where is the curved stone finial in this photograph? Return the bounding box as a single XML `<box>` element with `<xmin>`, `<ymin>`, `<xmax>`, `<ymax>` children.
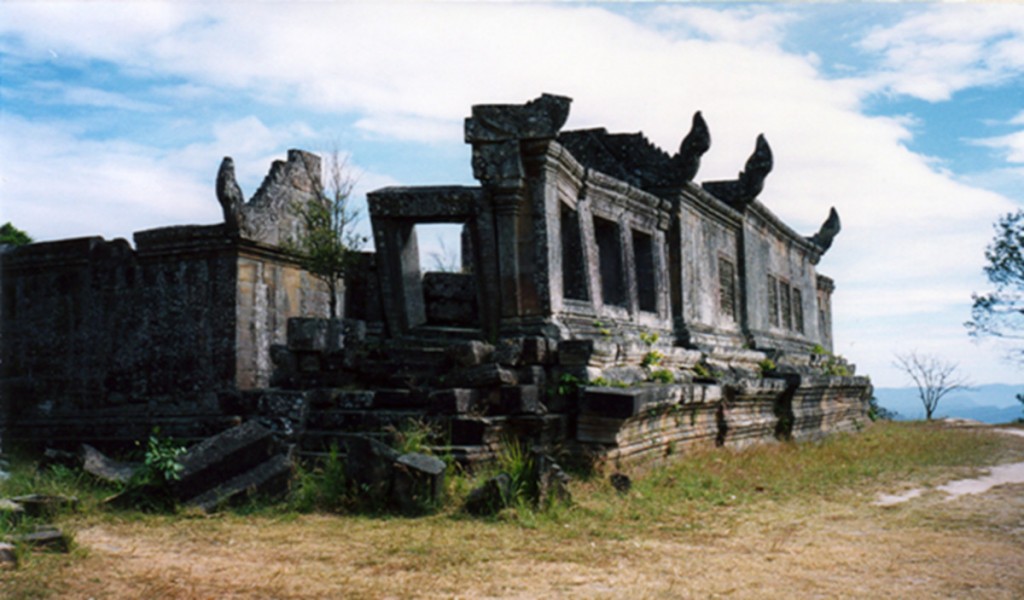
<box><xmin>738</xmin><ymin>134</ymin><xmax>773</xmax><ymax>199</ymax></box>
<box><xmin>701</xmin><ymin>134</ymin><xmax>774</xmax><ymax>210</ymax></box>
<box><xmin>809</xmin><ymin>207</ymin><xmax>841</xmax><ymax>252</ymax></box>
<box><xmin>465</xmin><ymin>93</ymin><xmax>572</xmax><ymax>143</ymax></box>
<box><xmin>675</xmin><ymin>111</ymin><xmax>711</xmax><ymax>182</ymax></box>
<box><xmin>216</xmin><ymin>156</ymin><xmax>245</xmax><ymax>235</ymax></box>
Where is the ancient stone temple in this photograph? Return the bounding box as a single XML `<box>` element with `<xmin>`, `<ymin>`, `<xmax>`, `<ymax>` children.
<box><xmin>1</xmin><ymin>94</ymin><xmax>870</xmax><ymax>464</ymax></box>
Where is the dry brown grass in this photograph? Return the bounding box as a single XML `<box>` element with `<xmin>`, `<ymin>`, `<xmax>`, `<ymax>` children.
<box><xmin>4</xmin><ymin>423</ymin><xmax>1024</xmax><ymax>599</ymax></box>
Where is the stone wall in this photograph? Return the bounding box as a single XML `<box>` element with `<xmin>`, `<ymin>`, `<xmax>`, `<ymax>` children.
<box><xmin>1</xmin><ymin>151</ymin><xmax>331</xmax><ymax>449</ymax></box>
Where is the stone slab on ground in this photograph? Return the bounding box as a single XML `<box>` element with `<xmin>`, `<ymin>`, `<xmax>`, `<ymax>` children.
<box><xmin>4</xmin><ymin>526</ymin><xmax>70</xmax><ymax>553</ymax></box>
<box><xmin>185</xmin><ymin>452</ymin><xmax>294</xmax><ymax>513</ymax></box>
<box><xmin>82</xmin><ymin>444</ymin><xmax>138</xmax><ymax>484</ymax></box>
<box><xmin>175</xmin><ymin>420</ymin><xmax>277</xmax><ymax>500</ymax></box>
<box><xmin>0</xmin><ymin>541</ymin><xmax>16</xmax><ymax>567</ymax></box>
<box><xmin>392</xmin><ymin>452</ymin><xmax>446</xmax><ymax>514</ymax></box>
<box><xmin>344</xmin><ymin>435</ymin><xmax>400</xmax><ymax>502</ymax></box>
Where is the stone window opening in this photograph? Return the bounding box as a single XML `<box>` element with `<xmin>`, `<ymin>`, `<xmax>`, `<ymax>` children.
<box><xmin>792</xmin><ymin>287</ymin><xmax>804</xmax><ymax>334</ymax></box>
<box><xmin>767</xmin><ymin>275</ymin><xmax>780</xmax><ymax>328</ymax></box>
<box><xmin>779</xmin><ymin>279</ymin><xmax>792</xmax><ymax>330</ymax></box>
<box><xmin>561</xmin><ymin>202</ymin><xmax>588</xmax><ymax>302</ymax></box>
<box><xmin>718</xmin><ymin>256</ymin><xmax>736</xmax><ymax>321</ymax></box>
<box><xmin>594</xmin><ymin>215</ymin><xmax>627</xmax><ymax>307</ymax></box>
<box><xmin>632</xmin><ymin>229</ymin><xmax>657</xmax><ymax>313</ymax></box>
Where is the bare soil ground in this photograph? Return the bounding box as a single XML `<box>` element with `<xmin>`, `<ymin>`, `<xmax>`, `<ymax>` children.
<box><xmin>5</xmin><ymin>424</ymin><xmax>1024</xmax><ymax>599</ymax></box>
<box><xmin>48</xmin><ymin>488</ymin><xmax>1021</xmax><ymax>599</ymax></box>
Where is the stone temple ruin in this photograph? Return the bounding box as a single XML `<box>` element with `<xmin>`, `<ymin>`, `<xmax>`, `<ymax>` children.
<box><xmin>1</xmin><ymin>94</ymin><xmax>870</xmax><ymax>468</ymax></box>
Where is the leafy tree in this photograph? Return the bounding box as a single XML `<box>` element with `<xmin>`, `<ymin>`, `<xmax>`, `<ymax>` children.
<box><xmin>893</xmin><ymin>351</ymin><xmax>971</xmax><ymax>421</ymax></box>
<box><xmin>286</xmin><ymin>149</ymin><xmax>366</xmax><ymax>324</ymax></box>
<box><xmin>967</xmin><ymin>210</ymin><xmax>1024</xmax><ymax>360</ymax></box>
<box><xmin>0</xmin><ymin>222</ymin><xmax>32</xmax><ymax>246</ymax></box>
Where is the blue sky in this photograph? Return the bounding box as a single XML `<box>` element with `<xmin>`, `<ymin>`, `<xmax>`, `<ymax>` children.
<box><xmin>2</xmin><ymin>2</ymin><xmax>1023</xmax><ymax>388</ymax></box>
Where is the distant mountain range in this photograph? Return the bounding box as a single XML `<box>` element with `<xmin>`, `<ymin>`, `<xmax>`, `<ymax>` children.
<box><xmin>874</xmin><ymin>384</ymin><xmax>1023</xmax><ymax>424</ymax></box>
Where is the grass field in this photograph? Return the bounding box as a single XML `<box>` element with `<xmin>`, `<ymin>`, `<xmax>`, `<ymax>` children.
<box><xmin>3</xmin><ymin>421</ymin><xmax>1024</xmax><ymax>598</ymax></box>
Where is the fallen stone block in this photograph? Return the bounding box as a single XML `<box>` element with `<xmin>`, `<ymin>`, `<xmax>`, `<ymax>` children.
<box><xmin>0</xmin><ymin>542</ymin><xmax>16</xmax><ymax>568</ymax></box>
<box><xmin>464</xmin><ymin>473</ymin><xmax>511</xmax><ymax>516</ymax></box>
<box><xmin>344</xmin><ymin>435</ymin><xmax>400</xmax><ymax>504</ymax></box>
<box><xmin>7</xmin><ymin>494</ymin><xmax>78</xmax><ymax>519</ymax></box>
<box><xmin>533</xmin><ymin>452</ymin><xmax>571</xmax><ymax>508</ymax></box>
<box><xmin>0</xmin><ymin>499</ymin><xmax>25</xmax><ymax>524</ymax></box>
<box><xmin>185</xmin><ymin>453</ymin><xmax>294</xmax><ymax>513</ymax></box>
<box><xmin>82</xmin><ymin>444</ymin><xmax>138</xmax><ymax>484</ymax></box>
<box><xmin>5</xmin><ymin>526</ymin><xmax>70</xmax><ymax>553</ymax></box>
<box><xmin>175</xmin><ymin>420</ymin><xmax>277</xmax><ymax>501</ymax></box>
<box><xmin>392</xmin><ymin>453</ymin><xmax>446</xmax><ymax>514</ymax></box>
<box><xmin>610</xmin><ymin>472</ymin><xmax>631</xmax><ymax>494</ymax></box>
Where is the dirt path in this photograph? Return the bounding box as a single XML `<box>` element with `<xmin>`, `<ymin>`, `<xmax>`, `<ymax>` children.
<box><xmin>877</xmin><ymin>428</ymin><xmax>1024</xmax><ymax>506</ymax></box>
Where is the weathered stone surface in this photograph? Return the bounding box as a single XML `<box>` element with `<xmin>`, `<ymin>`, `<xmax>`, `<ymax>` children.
<box><xmin>423</xmin><ymin>272</ymin><xmax>478</xmax><ymax>327</ymax></box>
<box><xmin>559</xmin><ymin>340</ymin><xmax>617</xmax><ymax>368</ymax></box>
<box><xmin>7</xmin><ymin>494</ymin><xmax>78</xmax><ymax>519</ymax></box>
<box><xmin>82</xmin><ymin>444</ymin><xmax>138</xmax><ymax>484</ymax></box>
<box><xmin>464</xmin><ymin>473</ymin><xmax>512</xmax><ymax>516</ymax></box>
<box><xmin>494</xmin><ymin>337</ymin><xmax>525</xmax><ymax>367</ymax></box>
<box><xmin>533</xmin><ymin>452</ymin><xmax>571</xmax><ymax>507</ymax></box>
<box><xmin>175</xmin><ymin>421</ymin><xmax>277</xmax><ymax>500</ymax></box>
<box><xmin>185</xmin><ymin>453</ymin><xmax>293</xmax><ymax>513</ymax></box>
<box><xmin>344</xmin><ymin>435</ymin><xmax>400</xmax><ymax>503</ymax></box>
<box><xmin>702</xmin><ymin>134</ymin><xmax>773</xmax><ymax>211</ymax></box>
<box><xmin>5</xmin><ymin>526</ymin><xmax>70</xmax><ymax>553</ymax></box>
<box><xmin>449</xmin><ymin>364</ymin><xmax>518</xmax><ymax>388</ymax></box>
<box><xmin>499</xmin><ymin>385</ymin><xmax>545</xmax><ymax>415</ymax></box>
<box><xmin>392</xmin><ymin>453</ymin><xmax>446</xmax><ymax>514</ymax></box>
<box><xmin>0</xmin><ymin>541</ymin><xmax>16</xmax><ymax>567</ymax></box>
<box><xmin>610</xmin><ymin>473</ymin><xmax>631</xmax><ymax>494</ymax></box>
<box><xmin>0</xmin><ymin>499</ymin><xmax>25</xmax><ymax>523</ymax></box>
<box><xmin>257</xmin><ymin>390</ymin><xmax>309</xmax><ymax>441</ymax></box>
<box><xmin>427</xmin><ymin>389</ymin><xmax>482</xmax><ymax>415</ymax></box>
<box><xmin>447</xmin><ymin>341</ymin><xmax>495</xmax><ymax>368</ymax></box>
<box><xmin>217</xmin><ymin>149</ymin><xmax>320</xmax><ymax>246</ymax></box>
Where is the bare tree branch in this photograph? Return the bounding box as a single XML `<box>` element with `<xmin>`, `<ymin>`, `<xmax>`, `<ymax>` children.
<box><xmin>893</xmin><ymin>351</ymin><xmax>972</xmax><ymax>420</ymax></box>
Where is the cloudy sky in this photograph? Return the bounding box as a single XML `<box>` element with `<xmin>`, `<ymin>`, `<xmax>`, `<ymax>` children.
<box><xmin>2</xmin><ymin>2</ymin><xmax>1023</xmax><ymax>388</ymax></box>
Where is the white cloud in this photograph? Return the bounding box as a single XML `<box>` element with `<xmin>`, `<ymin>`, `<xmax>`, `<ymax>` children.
<box><xmin>858</xmin><ymin>5</ymin><xmax>1024</xmax><ymax>101</ymax></box>
<box><xmin>974</xmin><ymin>130</ymin><xmax>1024</xmax><ymax>165</ymax></box>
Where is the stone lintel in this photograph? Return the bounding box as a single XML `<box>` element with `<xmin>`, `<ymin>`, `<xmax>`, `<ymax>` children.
<box><xmin>368</xmin><ymin>186</ymin><xmax>482</xmax><ymax>221</ymax></box>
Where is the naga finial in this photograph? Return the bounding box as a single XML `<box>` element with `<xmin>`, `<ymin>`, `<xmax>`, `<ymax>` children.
<box><xmin>216</xmin><ymin>156</ymin><xmax>245</xmax><ymax>235</ymax></box>
<box><xmin>809</xmin><ymin>207</ymin><xmax>841</xmax><ymax>252</ymax></box>
<box><xmin>675</xmin><ymin>111</ymin><xmax>711</xmax><ymax>182</ymax></box>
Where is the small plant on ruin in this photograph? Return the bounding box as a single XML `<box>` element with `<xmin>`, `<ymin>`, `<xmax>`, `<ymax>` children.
<box><xmin>639</xmin><ymin>331</ymin><xmax>659</xmax><ymax>346</ymax></box>
<box><xmin>556</xmin><ymin>373</ymin><xmax>581</xmax><ymax>398</ymax></box>
<box><xmin>139</xmin><ymin>430</ymin><xmax>186</xmax><ymax>485</ymax></box>
<box><xmin>387</xmin><ymin>418</ymin><xmax>438</xmax><ymax>455</ymax></box>
<box><xmin>641</xmin><ymin>350</ymin><xmax>664</xmax><ymax>368</ymax></box>
<box><xmin>692</xmin><ymin>363</ymin><xmax>712</xmax><ymax>379</ymax></box>
<box><xmin>758</xmin><ymin>358</ymin><xmax>776</xmax><ymax>376</ymax></box>
<box><xmin>119</xmin><ymin>429</ymin><xmax>186</xmax><ymax>511</ymax></box>
<box><xmin>650</xmin><ymin>369</ymin><xmax>675</xmax><ymax>384</ymax></box>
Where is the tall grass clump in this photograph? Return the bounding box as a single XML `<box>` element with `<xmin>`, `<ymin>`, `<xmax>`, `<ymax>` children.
<box><xmin>290</xmin><ymin>444</ymin><xmax>348</xmax><ymax>513</ymax></box>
